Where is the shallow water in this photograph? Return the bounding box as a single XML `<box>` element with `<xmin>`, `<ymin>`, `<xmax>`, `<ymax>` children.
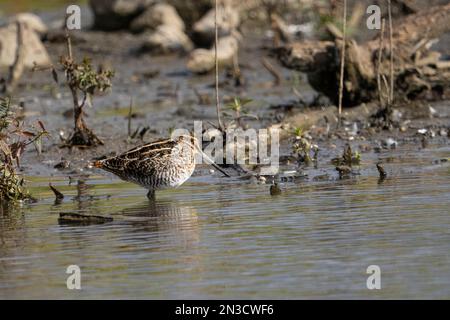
<box><xmin>1</xmin><ymin>145</ymin><xmax>449</xmax><ymax>299</ymax></box>
<box><xmin>1</xmin><ymin>0</ymin><xmax>449</xmax><ymax>300</ymax></box>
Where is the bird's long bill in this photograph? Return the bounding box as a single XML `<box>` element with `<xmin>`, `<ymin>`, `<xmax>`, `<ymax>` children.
<box><xmin>209</xmin><ymin>161</ymin><xmax>231</xmax><ymax>177</ymax></box>
<box><xmin>194</xmin><ymin>144</ymin><xmax>230</xmax><ymax>177</ymax></box>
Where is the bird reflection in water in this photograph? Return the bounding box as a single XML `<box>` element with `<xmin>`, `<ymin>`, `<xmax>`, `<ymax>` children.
<box><xmin>119</xmin><ymin>200</ymin><xmax>200</xmax><ymax>247</ymax></box>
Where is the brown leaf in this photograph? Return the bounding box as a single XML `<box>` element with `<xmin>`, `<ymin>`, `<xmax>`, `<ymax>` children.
<box><xmin>0</xmin><ymin>140</ymin><xmax>11</xmax><ymax>156</ymax></box>
<box><xmin>10</xmin><ymin>142</ymin><xmax>25</xmax><ymax>160</ymax></box>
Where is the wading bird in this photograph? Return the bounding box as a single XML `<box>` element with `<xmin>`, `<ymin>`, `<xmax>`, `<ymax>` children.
<box><xmin>93</xmin><ymin>135</ymin><xmax>228</xmax><ymax>199</ymax></box>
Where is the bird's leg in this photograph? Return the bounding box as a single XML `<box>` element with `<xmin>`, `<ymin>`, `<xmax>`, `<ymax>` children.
<box><xmin>147</xmin><ymin>190</ymin><xmax>155</xmax><ymax>201</ymax></box>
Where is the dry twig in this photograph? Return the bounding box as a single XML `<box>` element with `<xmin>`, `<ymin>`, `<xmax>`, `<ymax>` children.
<box><xmin>377</xmin><ymin>19</ymin><xmax>386</xmax><ymax>108</ymax></box>
<box><xmin>214</xmin><ymin>0</ymin><xmax>224</xmax><ymax>131</ymax></box>
<box><xmin>337</xmin><ymin>0</ymin><xmax>347</xmax><ymax>127</ymax></box>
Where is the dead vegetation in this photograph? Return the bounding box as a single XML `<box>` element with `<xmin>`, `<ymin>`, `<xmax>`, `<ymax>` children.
<box><xmin>0</xmin><ymin>97</ymin><xmax>48</xmax><ymax>202</ymax></box>
<box><xmin>277</xmin><ymin>2</ymin><xmax>450</xmax><ymax>109</ymax></box>
<box><xmin>332</xmin><ymin>144</ymin><xmax>361</xmax><ymax>167</ymax></box>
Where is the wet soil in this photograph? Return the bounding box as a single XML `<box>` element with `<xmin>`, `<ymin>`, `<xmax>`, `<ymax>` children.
<box><xmin>0</xmin><ymin>3</ymin><xmax>449</xmax><ymax>300</ymax></box>
<box><xmin>0</xmin><ymin>4</ymin><xmax>448</xmax><ymax>197</ymax></box>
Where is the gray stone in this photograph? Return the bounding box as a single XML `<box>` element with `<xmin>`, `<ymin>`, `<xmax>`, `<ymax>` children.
<box><xmin>192</xmin><ymin>5</ymin><xmax>240</xmax><ymax>47</ymax></box>
<box><xmin>0</xmin><ymin>22</ymin><xmax>51</xmax><ymax>69</ymax></box>
<box><xmin>130</xmin><ymin>3</ymin><xmax>185</xmax><ymax>33</ymax></box>
<box><xmin>142</xmin><ymin>24</ymin><xmax>193</xmax><ymax>54</ymax></box>
<box><xmin>90</xmin><ymin>0</ymin><xmax>155</xmax><ymax>30</ymax></box>
<box><xmin>187</xmin><ymin>35</ymin><xmax>239</xmax><ymax>73</ymax></box>
<box><xmin>8</xmin><ymin>13</ymin><xmax>48</xmax><ymax>36</ymax></box>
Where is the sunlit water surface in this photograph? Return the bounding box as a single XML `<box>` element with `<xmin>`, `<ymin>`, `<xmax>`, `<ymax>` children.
<box><xmin>0</xmin><ymin>146</ymin><xmax>449</xmax><ymax>299</ymax></box>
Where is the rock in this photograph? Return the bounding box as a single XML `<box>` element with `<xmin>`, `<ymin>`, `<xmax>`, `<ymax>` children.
<box><xmin>141</xmin><ymin>24</ymin><xmax>193</xmax><ymax>54</ymax></box>
<box><xmin>90</xmin><ymin>0</ymin><xmax>155</xmax><ymax>30</ymax></box>
<box><xmin>131</xmin><ymin>3</ymin><xmax>191</xmax><ymax>54</ymax></box>
<box><xmin>187</xmin><ymin>35</ymin><xmax>239</xmax><ymax>74</ymax></box>
<box><xmin>192</xmin><ymin>5</ymin><xmax>240</xmax><ymax>47</ymax></box>
<box><xmin>8</xmin><ymin>13</ymin><xmax>48</xmax><ymax>36</ymax></box>
<box><xmin>0</xmin><ymin>22</ymin><xmax>51</xmax><ymax>69</ymax></box>
<box><xmin>382</xmin><ymin>138</ymin><xmax>398</xmax><ymax>149</ymax></box>
<box><xmin>187</xmin><ymin>49</ymin><xmax>215</xmax><ymax>74</ymax></box>
<box><xmin>167</xmin><ymin>0</ymin><xmax>211</xmax><ymax>28</ymax></box>
<box><xmin>130</xmin><ymin>3</ymin><xmax>185</xmax><ymax>33</ymax></box>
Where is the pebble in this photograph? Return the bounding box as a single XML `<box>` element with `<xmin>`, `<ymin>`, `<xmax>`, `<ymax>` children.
<box><xmin>418</xmin><ymin>128</ymin><xmax>427</xmax><ymax>135</ymax></box>
<box><xmin>382</xmin><ymin>138</ymin><xmax>398</xmax><ymax>149</ymax></box>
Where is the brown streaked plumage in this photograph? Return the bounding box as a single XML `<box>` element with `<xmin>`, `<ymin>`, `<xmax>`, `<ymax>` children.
<box><xmin>93</xmin><ymin>135</ymin><xmax>228</xmax><ymax>199</ymax></box>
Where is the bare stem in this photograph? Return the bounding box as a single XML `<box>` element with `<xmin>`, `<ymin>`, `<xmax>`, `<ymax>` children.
<box><xmin>214</xmin><ymin>0</ymin><xmax>224</xmax><ymax>131</ymax></box>
<box><xmin>64</xmin><ymin>30</ymin><xmax>82</xmax><ymax>132</ymax></box>
<box><xmin>128</xmin><ymin>97</ymin><xmax>133</xmax><ymax>138</ymax></box>
<box><xmin>337</xmin><ymin>0</ymin><xmax>347</xmax><ymax>127</ymax></box>
<box><xmin>65</xmin><ymin>30</ymin><xmax>73</xmax><ymax>61</ymax></box>
<box><xmin>377</xmin><ymin>19</ymin><xmax>386</xmax><ymax>109</ymax></box>
<box><xmin>388</xmin><ymin>0</ymin><xmax>394</xmax><ymax>107</ymax></box>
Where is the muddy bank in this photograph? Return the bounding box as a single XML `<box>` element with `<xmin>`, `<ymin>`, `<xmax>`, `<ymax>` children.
<box><xmin>0</xmin><ymin>4</ymin><xmax>447</xmax><ymax>192</ymax></box>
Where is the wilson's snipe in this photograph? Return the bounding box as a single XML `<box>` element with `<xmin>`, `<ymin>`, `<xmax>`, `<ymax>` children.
<box><xmin>93</xmin><ymin>135</ymin><xmax>228</xmax><ymax>199</ymax></box>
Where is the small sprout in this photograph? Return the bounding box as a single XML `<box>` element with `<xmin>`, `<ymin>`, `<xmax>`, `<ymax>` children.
<box><xmin>332</xmin><ymin>144</ymin><xmax>361</xmax><ymax>166</ymax></box>
<box><xmin>352</xmin><ymin>150</ymin><xmax>361</xmax><ymax>165</ymax></box>
<box><xmin>224</xmin><ymin>97</ymin><xmax>256</xmax><ymax>128</ymax></box>
<box><xmin>292</xmin><ymin>126</ymin><xmax>304</xmax><ymax>138</ymax></box>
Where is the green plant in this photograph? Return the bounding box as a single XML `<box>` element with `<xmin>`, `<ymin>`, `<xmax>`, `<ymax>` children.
<box><xmin>0</xmin><ymin>97</ymin><xmax>48</xmax><ymax>202</ymax></box>
<box><xmin>58</xmin><ymin>33</ymin><xmax>114</xmax><ymax>147</ymax></box>
<box><xmin>224</xmin><ymin>97</ymin><xmax>257</xmax><ymax>128</ymax></box>
<box><xmin>331</xmin><ymin>144</ymin><xmax>361</xmax><ymax>166</ymax></box>
<box><xmin>292</xmin><ymin>126</ymin><xmax>304</xmax><ymax>138</ymax></box>
<box><xmin>292</xmin><ymin>136</ymin><xmax>313</xmax><ymax>165</ymax></box>
<box><xmin>290</xmin><ymin>127</ymin><xmax>318</xmax><ymax>166</ymax></box>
